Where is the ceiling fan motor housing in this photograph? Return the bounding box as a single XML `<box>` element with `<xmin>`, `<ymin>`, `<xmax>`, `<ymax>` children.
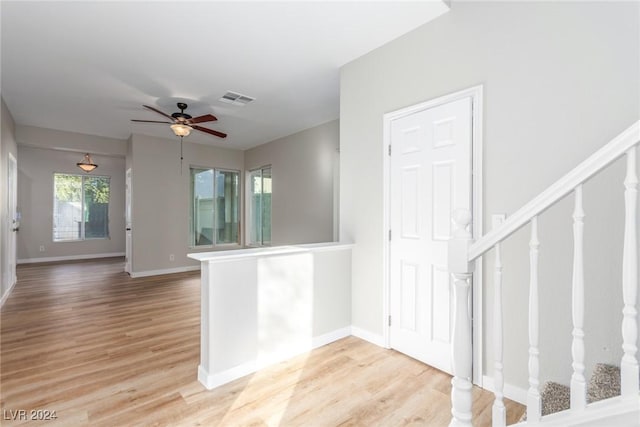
<box><xmin>172</xmin><ymin>102</ymin><xmax>192</xmax><ymax>121</ymax></box>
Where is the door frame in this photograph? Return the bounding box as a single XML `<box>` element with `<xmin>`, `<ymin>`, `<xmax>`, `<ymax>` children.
<box><xmin>125</xmin><ymin>168</ymin><xmax>132</xmax><ymax>274</ymax></box>
<box><xmin>4</xmin><ymin>152</ymin><xmax>18</xmax><ymax>296</ymax></box>
<box><xmin>382</xmin><ymin>85</ymin><xmax>484</xmax><ymax>386</ymax></box>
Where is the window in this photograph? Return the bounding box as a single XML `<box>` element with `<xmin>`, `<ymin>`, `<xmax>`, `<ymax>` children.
<box><xmin>190</xmin><ymin>167</ymin><xmax>239</xmax><ymax>247</ymax></box>
<box><xmin>248</xmin><ymin>166</ymin><xmax>271</xmax><ymax>246</ymax></box>
<box><xmin>53</xmin><ymin>173</ymin><xmax>110</xmax><ymax>241</ymax></box>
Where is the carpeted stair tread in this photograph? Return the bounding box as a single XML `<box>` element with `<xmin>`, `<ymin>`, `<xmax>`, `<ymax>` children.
<box><xmin>541</xmin><ymin>381</ymin><xmax>571</xmax><ymax>416</ymax></box>
<box><xmin>519</xmin><ymin>363</ymin><xmax>621</xmax><ymax>422</ymax></box>
<box><xmin>518</xmin><ymin>381</ymin><xmax>570</xmax><ymax>421</ymax></box>
<box><xmin>587</xmin><ymin>363</ymin><xmax>620</xmax><ymax>403</ymax></box>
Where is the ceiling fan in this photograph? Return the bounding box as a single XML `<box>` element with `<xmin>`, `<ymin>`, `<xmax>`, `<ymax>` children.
<box><xmin>131</xmin><ymin>102</ymin><xmax>227</xmax><ymax>139</ymax></box>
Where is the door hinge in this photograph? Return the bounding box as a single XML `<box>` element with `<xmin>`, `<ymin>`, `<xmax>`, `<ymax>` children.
<box><xmin>388</xmin><ymin>229</ymin><xmax>392</xmax><ymax>241</ymax></box>
<box><xmin>388</xmin><ymin>145</ymin><xmax>392</xmax><ymax>156</ymax></box>
<box><xmin>388</xmin><ymin>315</ymin><xmax>392</xmax><ymax>327</ymax></box>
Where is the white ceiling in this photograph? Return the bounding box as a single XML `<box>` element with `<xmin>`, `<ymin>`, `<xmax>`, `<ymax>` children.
<box><xmin>1</xmin><ymin>1</ymin><xmax>448</xmax><ymax>151</ymax></box>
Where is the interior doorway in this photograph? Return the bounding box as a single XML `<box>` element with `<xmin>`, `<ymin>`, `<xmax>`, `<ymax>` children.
<box><xmin>125</xmin><ymin>168</ymin><xmax>132</xmax><ymax>274</ymax></box>
<box><xmin>5</xmin><ymin>153</ymin><xmax>18</xmax><ymax>293</ymax></box>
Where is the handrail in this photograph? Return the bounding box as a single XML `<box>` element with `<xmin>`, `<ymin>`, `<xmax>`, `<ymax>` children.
<box><xmin>468</xmin><ymin>120</ymin><xmax>640</xmax><ymax>261</ymax></box>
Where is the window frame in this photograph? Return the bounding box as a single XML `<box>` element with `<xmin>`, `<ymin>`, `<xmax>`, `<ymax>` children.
<box><xmin>246</xmin><ymin>165</ymin><xmax>272</xmax><ymax>247</ymax></box>
<box><xmin>52</xmin><ymin>172</ymin><xmax>111</xmax><ymax>242</ymax></box>
<box><xmin>189</xmin><ymin>165</ymin><xmax>241</xmax><ymax>249</ymax></box>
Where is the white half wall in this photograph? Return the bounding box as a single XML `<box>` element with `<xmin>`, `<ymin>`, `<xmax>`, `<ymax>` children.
<box><xmin>190</xmin><ymin>242</ymin><xmax>352</xmax><ymax>389</ymax></box>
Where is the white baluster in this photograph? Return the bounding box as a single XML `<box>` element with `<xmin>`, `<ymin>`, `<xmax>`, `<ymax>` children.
<box><xmin>492</xmin><ymin>242</ymin><xmax>506</xmax><ymax>427</ymax></box>
<box><xmin>527</xmin><ymin>217</ymin><xmax>542</xmax><ymax>422</ymax></box>
<box><xmin>621</xmin><ymin>146</ymin><xmax>639</xmax><ymax>397</ymax></box>
<box><xmin>449</xmin><ymin>209</ymin><xmax>474</xmax><ymax>427</ymax></box>
<box><xmin>571</xmin><ymin>185</ymin><xmax>586</xmax><ymax>410</ymax></box>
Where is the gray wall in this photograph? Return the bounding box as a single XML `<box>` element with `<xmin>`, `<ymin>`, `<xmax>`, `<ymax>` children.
<box><xmin>16</xmin><ymin>145</ymin><xmax>126</xmax><ymax>261</ymax></box>
<box><xmin>340</xmin><ymin>1</ymin><xmax>639</xmax><ymax>390</ymax></box>
<box><xmin>244</xmin><ymin>120</ymin><xmax>339</xmax><ymax>246</ymax></box>
<box><xmin>17</xmin><ymin>125</ymin><xmax>127</xmax><ymax>157</ymax></box>
<box><xmin>7</xmin><ymin>121</ymin><xmax>338</xmax><ymax>276</ymax></box>
<box><xmin>1</xmin><ymin>97</ymin><xmax>18</xmax><ymax>300</ymax></box>
<box><xmin>129</xmin><ymin>133</ymin><xmax>244</xmax><ymax>274</ymax></box>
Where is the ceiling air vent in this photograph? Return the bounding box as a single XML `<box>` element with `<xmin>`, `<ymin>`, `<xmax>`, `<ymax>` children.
<box><xmin>219</xmin><ymin>91</ymin><xmax>255</xmax><ymax>106</ymax></box>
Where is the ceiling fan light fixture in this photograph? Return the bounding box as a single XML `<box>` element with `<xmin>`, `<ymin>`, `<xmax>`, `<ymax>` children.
<box><xmin>170</xmin><ymin>123</ymin><xmax>192</xmax><ymax>137</ymax></box>
<box><xmin>133</xmin><ymin>103</ymin><xmax>225</xmax><ymax>138</ymax></box>
<box><xmin>77</xmin><ymin>153</ymin><xmax>98</xmax><ymax>173</ymax></box>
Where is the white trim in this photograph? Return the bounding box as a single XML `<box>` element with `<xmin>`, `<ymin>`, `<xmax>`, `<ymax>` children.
<box><xmin>381</xmin><ymin>85</ymin><xmax>484</xmax><ymax>385</ymax></box>
<box><xmin>125</xmin><ymin>167</ymin><xmax>132</xmax><ymax>274</ymax></box>
<box><xmin>5</xmin><ymin>153</ymin><xmax>18</xmax><ymax>298</ymax></box>
<box><xmin>129</xmin><ymin>265</ymin><xmax>200</xmax><ymax>278</ymax></box>
<box><xmin>0</xmin><ymin>280</ymin><xmax>17</xmax><ymax>307</ymax></box>
<box><xmin>333</xmin><ymin>149</ymin><xmax>340</xmax><ymax>242</ymax></box>
<box><xmin>482</xmin><ymin>374</ymin><xmax>527</xmax><ymax>405</ymax></box>
<box><xmin>382</xmin><ymin>109</ymin><xmax>392</xmax><ymax>349</ymax></box>
<box><xmin>351</xmin><ymin>326</ymin><xmax>386</xmax><ymax>347</ymax></box>
<box><xmin>198</xmin><ymin>361</ymin><xmax>257</xmax><ymax>390</ymax></box>
<box><xmin>511</xmin><ymin>394</ymin><xmax>640</xmax><ymax>427</ymax></box>
<box><xmin>471</xmin><ymin>86</ymin><xmax>484</xmax><ymax>387</ymax></box>
<box><xmin>313</xmin><ymin>326</ymin><xmax>352</xmax><ymax>348</ymax></box>
<box><xmin>188</xmin><ymin>242</ymin><xmax>354</xmax><ymax>263</ymax></box>
<box><xmin>17</xmin><ymin>252</ymin><xmax>125</xmax><ymax>264</ymax></box>
<box><xmin>198</xmin><ymin>327</ymin><xmax>351</xmax><ymax>390</ymax></box>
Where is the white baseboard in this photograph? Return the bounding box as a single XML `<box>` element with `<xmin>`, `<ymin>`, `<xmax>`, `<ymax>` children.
<box><xmin>0</xmin><ymin>280</ymin><xmax>17</xmax><ymax>307</ymax></box>
<box><xmin>17</xmin><ymin>252</ymin><xmax>125</xmax><ymax>264</ymax></box>
<box><xmin>482</xmin><ymin>374</ymin><xmax>527</xmax><ymax>405</ymax></box>
<box><xmin>198</xmin><ymin>362</ymin><xmax>257</xmax><ymax>390</ymax></box>
<box><xmin>198</xmin><ymin>326</ymin><xmax>351</xmax><ymax>390</ymax></box>
<box><xmin>129</xmin><ymin>265</ymin><xmax>200</xmax><ymax>278</ymax></box>
<box><xmin>351</xmin><ymin>326</ymin><xmax>385</xmax><ymax>347</ymax></box>
<box><xmin>313</xmin><ymin>327</ymin><xmax>352</xmax><ymax>348</ymax></box>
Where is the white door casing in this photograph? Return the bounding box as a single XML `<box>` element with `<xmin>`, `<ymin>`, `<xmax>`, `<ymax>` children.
<box><xmin>388</xmin><ymin>96</ymin><xmax>473</xmax><ymax>375</ymax></box>
<box><xmin>6</xmin><ymin>153</ymin><xmax>18</xmax><ymax>289</ymax></box>
<box><xmin>125</xmin><ymin>168</ymin><xmax>132</xmax><ymax>274</ymax></box>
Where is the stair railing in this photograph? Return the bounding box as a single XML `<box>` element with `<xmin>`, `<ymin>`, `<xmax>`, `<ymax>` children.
<box><xmin>447</xmin><ymin>120</ymin><xmax>640</xmax><ymax>427</ymax></box>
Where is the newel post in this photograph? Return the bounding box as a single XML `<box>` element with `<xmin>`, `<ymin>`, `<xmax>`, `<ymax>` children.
<box><xmin>449</xmin><ymin>209</ymin><xmax>475</xmax><ymax>427</ymax></box>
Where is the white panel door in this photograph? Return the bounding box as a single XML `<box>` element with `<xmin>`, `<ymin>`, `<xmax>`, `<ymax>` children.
<box><xmin>389</xmin><ymin>97</ymin><xmax>472</xmax><ymax>374</ymax></box>
<box><xmin>124</xmin><ymin>168</ymin><xmax>132</xmax><ymax>274</ymax></box>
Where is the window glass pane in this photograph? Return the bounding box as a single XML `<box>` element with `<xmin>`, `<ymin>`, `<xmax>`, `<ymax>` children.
<box><xmin>53</xmin><ymin>173</ymin><xmax>110</xmax><ymax>242</ymax></box>
<box><xmin>261</xmin><ymin>167</ymin><xmax>272</xmax><ymax>245</ymax></box>
<box><xmin>53</xmin><ymin>174</ymin><xmax>82</xmax><ymax>241</ymax></box>
<box><xmin>249</xmin><ymin>169</ymin><xmax>262</xmax><ymax>245</ymax></box>
<box><xmin>249</xmin><ymin>167</ymin><xmax>272</xmax><ymax>246</ymax></box>
<box><xmin>215</xmin><ymin>170</ymin><xmax>239</xmax><ymax>244</ymax></box>
<box><xmin>84</xmin><ymin>176</ymin><xmax>110</xmax><ymax>239</ymax></box>
<box><xmin>191</xmin><ymin>168</ymin><xmax>214</xmax><ymax>246</ymax></box>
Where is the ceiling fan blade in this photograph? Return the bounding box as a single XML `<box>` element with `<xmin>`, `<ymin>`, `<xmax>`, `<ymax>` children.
<box><xmin>187</xmin><ymin>114</ymin><xmax>218</xmax><ymax>124</ymax></box>
<box><xmin>143</xmin><ymin>104</ymin><xmax>175</xmax><ymax>121</ymax></box>
<box><xmin>193</xmin><ymin>125</ymin><xmax>227</xmax><ymax>139</ymax></box>
<box><xmin>131</xmin><ymin>119</ymin><xmax>173</xmax><ymax>123</ymax></box>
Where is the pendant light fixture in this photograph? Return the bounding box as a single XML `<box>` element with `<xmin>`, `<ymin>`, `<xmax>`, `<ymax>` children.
<box><xmin>77</xmin><ymin>153</ymin><xmax>98</xmax><ymax>173</ymax></box>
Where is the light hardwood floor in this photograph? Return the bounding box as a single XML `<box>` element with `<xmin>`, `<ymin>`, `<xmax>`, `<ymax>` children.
<box><xmin>1</xmin><ymin>258</ymin><xmax>525</xmax><ymax>426</ymax></box>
